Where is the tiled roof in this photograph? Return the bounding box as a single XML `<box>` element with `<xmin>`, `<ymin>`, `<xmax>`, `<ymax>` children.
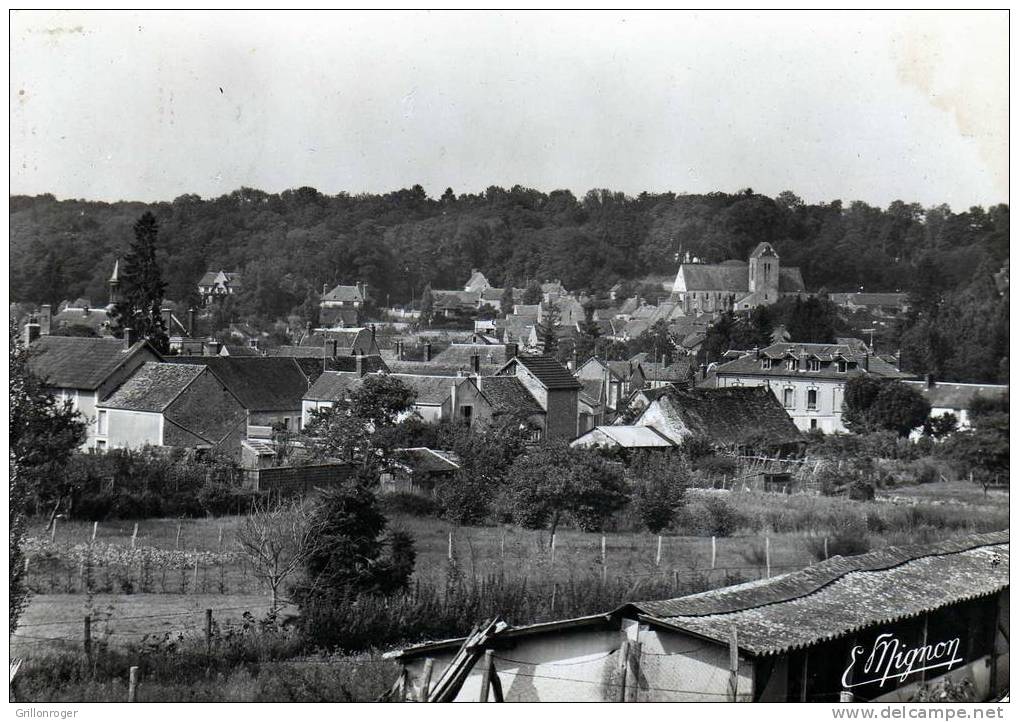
<box><xmin>715</xmin><ymin>342</ymin><xmax>914</xmax><ymax>381</ymax></box>
<box><xmin>320</xmin><ymin>306</ymin><xmax>359</xmax><ymax>327</ymax></box>
<box><xmin>904</xmin><ymin>381</ymin><xmax>1009</xmax><ymax>411</ymax></box>
<box><xmin>165</xmin><ymin>357</ymin><xmax>310</xmax><ymax>411</ymax></box>
<box><xmin>629</xmin><ymin>531</ymin><xmax>1008</xmax><ymax>656</ymax></box>
<box><xmin>640</xmin><ymin>358</ymin><xmax>695</xmax><ymax>383</ymax></box>
<box><xmin>510</xmin><ymin>355</ymin><xmax>582</xmax><ymax>390</ymax></box>
<box><xmin>678</xmin><ymin>264</ymin><xmax>805</xmax><ymax>293</ymax></box>
<box><xmin>303</xmin><ymin>371</ymin><xmax>363</xmax><ymax>402</ymax></box>
<box><xmin>432</xmin><ymin>290</ymin><xmax>480</xmax><ymax>309</ymax></box>
<box><xmin>635</xmin><ymin>385</ymin><xmax>802</xmax><ymax>447</ymax></box>
<box><xmin>28</xmin><ymin>336</ymin><xmax>155</xmax><ymax>391</ymax></box>
<box><xmin>102</xmin><ymin>362</ymin><xmax>205</xmax><ymax>411</ymax></box>
<box><xmin>268</xmin><ymin>345</ymin><xmax>328</xmax><ymax>358</ymax></box>
<box><xmin>322</xmin><ymin>284</ymin><xmax>364</xmax><ymax>303</ymax></box>
<box><xmin>221</xmin><ymin>344</ymin><xmax>259</xmax><ymax>357</ymax></box>
<box><xmin>431</xmin><ymin>343</ymin><xmax>511</xmax><ymax>367</ymax></box>
<box><xmin>327</xmin><ymin>355</ymin><xmax>389</xmax><ymax>375</ymax></box>
<box><xmin>304</xmin><ymin>328</ymin><xmax>366</xmax><ymax>349</ymax></box>
<box><xmin>52</xmin><ymin>308</ymin><xmax>111</xmax><ymax>332</ymax></box>
<box><xmin>388</xmin><ymin>374</ymin><xmax>455</xmax><ymax>405</ymax></box>
<box><xmin>579</xmin><ymin>378</ymin><xmax>605</xmax><ymax>405</ymax></box>
<box><xmin>464</xmin><ymin>271</ymin><xmax>491</xmax><ymax>292</ymax></box>
<box><xmin>385</xmin><ymin>360</ymin><xmax>501</xmax><ymax>377</ymax></box>
<box><xmin>606</xmin><ymin>360</ymin><xmax>639</xmax><ymax>381</ymax></box>
<box><xmin>478</xmin><ymin>376</ymin><xmax>545</xmax><ymax>417</ymax></box>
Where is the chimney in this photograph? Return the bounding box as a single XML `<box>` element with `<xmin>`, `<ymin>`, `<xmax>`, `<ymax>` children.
<box><xmin>370</xmin><ymin>324</ymin><xmax>376</xmax><ymax>342</ymax></box>
<box><xmin>124</xmin><ymin>328</ymin><xmax>137</xmax><ymax>349</ymax></box>
<box><xmin>505</xmin><ymin>342</ymin><xmax>518</xmax><ymax>359</ymax></box>
<box><xmin>863</xmin><ymin>352</ymin><xmax>870</xmax><ymax>372</ymax></box>
<box><xmin>322</xmin><ymin>282</ymin><xmax>329</xmax><ymax>296</ymax></box>
<box><xmin>424</xmin><ymin>341</ymin><xmax>432</xmax><ymax>362</ymax></box>
<box><xmin>471</xmin><ymin>353</ymin><xmax>480</xmax><ymax>375</ymax></box>
<box><xmin>24</xmin><ymin>321</ymin><xmax>40</xmax><ymax>347</ymax></box>
<box><xmin>396</xmin><ymin>339</ymin><xmax>404</xmax><ymax>360</ymax></box>
<box><xmin>83</xmin><ymin>303</ymin><xmax>90</xmax><ymax>316</ymax></box>
<box><xmin>357</xmin><ymin>281</ymin><xmax>367</xmax><ymax>301</ymax></box>
<box><xmin>161</xmin><ymin>307</ymin><xmax>173</xmax><ymax>333</ymax></box>
<box><xmin>205</xmin><ymin>339</ymin><xmax>221</xmax><ymax>356</ymax></box>
<box><xmin>329</xmin><ymin>339</ymin><xmax>338</xmax><ymax>358</ymax></box>
<box><xmin>451</xmin><ymin>378</ymin><xmax>459</xmax><ymax>420</ymax></box>
<box><xmin>187</xmin><ymin>307</ymin><xmax>197</xmax><ymax>337</ymax></box>
<box><xmin>39</xmin><ymin>305</ymin><xmax>51</xmax><ymax>335</ymax></box>
<box><xmin>754</xmin><ymin>346</ymin><xmax>760</xmax><ymax>359</ymax></box>
<box><xmin>355</xmin><ymin>353</ymin><xmax>365</xmax><ymax>377</ymax></box>
<box><xmin>926</xmin><ymin>372</ymin><xmax>935</xmax><ymax>390</ymax></box>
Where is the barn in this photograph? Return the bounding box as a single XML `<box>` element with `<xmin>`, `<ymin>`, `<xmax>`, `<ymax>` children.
<box><xmin>386</xmin><ymin>531</ymin><xmax>1008</xmax><ymax>703</ymax></box>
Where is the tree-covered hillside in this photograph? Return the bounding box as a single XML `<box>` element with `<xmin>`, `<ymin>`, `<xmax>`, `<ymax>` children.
<box><xmin>10</xmin><ymin>185</ymin><xmax>1008</xmax><ymax>316</ymax></box>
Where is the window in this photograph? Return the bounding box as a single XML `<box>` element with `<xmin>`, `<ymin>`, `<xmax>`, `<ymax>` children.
<box><xmin>836</xmin><ymin>359</ymin><xmax>847</xmax><ymax>373</ymax></box>
<box><xmin>97</xmin><ymin>409</ymin><xmax>108</xmax><ymax>435</ymax></box>
<box><xmin>810</xmin><ymin>419</ymin><xmax>818</xmax><ymax>430</ymax></box>
<box><xmin>761</xmin><ymin>358</ymin><xmax>773</xmax><ymax>370</ymax></box>
<box><xmin>95</xmin><ymin>439</ymin><xmax>107</xmax><ymax>450</ymax></box>
<box><xmin>283</xmin><ymin>417</ymin><xmax>290</xmax><ymax>429</ymax></box>
<box><xmin>785</xmin><ymin>358</ymin><xmax>798</xmax><ymax>371</ymax></box>
<box><xmin>807</xmin><ymin>389</ymin><xmax>818</xmax><ymax>410</ymax></box>
<box><xmin>461</xmin><ymin>405</ymin><xmax>473</xmax><ymax>423</ymax></box>
<box><xmin>808</xmin><ymin>359</ymin><xmax>821</xmax><ymax>372</ymax></box>
<box><xmin>783</xmin><ymin>388</ymin><xmax>794</xmax><ymax>408</ymax></box>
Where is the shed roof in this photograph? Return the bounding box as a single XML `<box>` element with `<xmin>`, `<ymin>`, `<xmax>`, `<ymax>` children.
<box><xmin>388</xmin><ymin>374</ymin><xmax>456</xmax><ymax>406</ymax></box>
<box><xmin>629</xmin><ymin>531</ymin><xmax>1008</xmax><ymax>656</ymax></box>
<box><xmin>304</xmin><ymin>371</ymin><xmax>363</xmax><ymax>402</ymax></box>
<box><xmin>575</xmin><ymin>425</ymin><xmax>677</xmax><ymax>448</ymax></box>
<box><xmin>431</xmin><ymin>343</ymin><xmax>511</xmax><ymax>367</ymax></box>
<box><xmin>477</xmin><ymin>376</ymin><xmax>545</xmax><ymax>418</ymax></box>
<box><xmin>27</xmin><ymin>336</ymin><xmax>155</xmax><ymax>391</ymax></box>
<box><xmin>322</xmin><ymin>284</ymin><xmax>364</xmax><ymax>303</ymax></box>
<box><xmin>101</xmin><ymin>362</ymin><xmax>206</xmax><ymax>411</ymax></box>
<box><xmin>165</xmin><ymin>356</ymin><xmax>310</xmax><ymax>411</ymax></box>
<box><xmin>394</xmin><ymin>447</ymin><xmax>462</xmax><ymax>473</ymax></box>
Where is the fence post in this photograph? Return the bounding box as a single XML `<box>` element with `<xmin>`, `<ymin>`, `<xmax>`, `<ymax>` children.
<box><xmin>500</xmin><ymin>531</ymin><xmax>505</xmax><ymax>560</ymax></box>
<box><xmin>176</xmin><ymin>522</ymin><xmax>182</xmax><ymax>550</ymax></box>
<box><xmin>91</xmin><ymin>521</ymin><xmax>98</xmax><ymax>543</ymax></box>
<box><xmin>550</xmin><ymin>534</ymin><xmax>556</xmax><ymax>565</ymax></box>
<box><xmin>824</xmin><ymin>537</ymin><xmax>829</xmax><ymax>561</ymax></box>
<box><xmin>625</xmin><ymin>641</ymin><xmax>642</xmax><ymax>702</ymax></box>
<box><xmin>131</xmin><ymin>523</ymin><xmax>138</xmax><ymax>549</ymax></box>
<box><xmin>616</xmin><ymin>640</ymin><xmax>630</xmax><ymax>702</ymax></box>
<box><xmin>447</xmin><ymin>531</ymin><xmax>453</xmax><ymax>561</ymax></box>
<box><xmin>672</xmin><ymin>569</ymin><xmax>679</xmax><ymax>592</ymax></box>
<box><xmin>218</xmin><ymin>527</ymin><xmax>224</xmax><ymax>553</ymax></box>
<box><xmin>83</xmin><ymin>615</ymin><xmax>92</xmax><ymax>657</ymax></box>
<box><xmin>478</xmin><ymin>649</ymin><xmax>494</xmax><ymax>702</ymax></box>
<box><xmin>765</xmin><ymin>536</ymin><xmax>771</xmax><ymax>579</ymax></box>
<box><xmin>193</xmin><ymin>553</ymin><xmax>199</xmax><ymax>593</ymax></box>
<box><xmin>601</xmin><ymin>534</ymin><xmax>606</xmax><ymax>567</ymax></box>
<box><xmin>550</xmin><ymin>583</ymin><xmax>557</xmax><ymax>614</ymax></box>
<box><xmin>711</xmin><ymin>536</ymin><xmax>717</xmax><ymax>570</ymax></box>
<box><xmin>418</xmin><ymin>658</ymin><xmax>435</xmax><ymax>702</ymax></box>
<box><xmin>128</xmin><ymin>666</ymin><xmax>138</xmax><ymax>702</ymax></box>
<box><xmin>729</xmin><ymin>627</ymin><xmax>739</xmax><ymax>701</ymax></box>
<box><xmin>51</xmin><ymin>516</ymin><xmax>57</xmax><ymax>543</ymax></box>
<box><xmin>655</xmin><ymin>535</ymin><xmax>662</xmax><ymax>567</ymax></box>
<box><xmin>205</xmin><ymin>609</ymin><xmax>213</xmax><ymax>653</ymax></box>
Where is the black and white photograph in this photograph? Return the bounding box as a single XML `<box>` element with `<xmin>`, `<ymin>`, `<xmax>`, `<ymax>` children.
<box><xmin>7</xmin><ymin>9</ymin><xmax>1010</xmax><ymax>710</ymax></box>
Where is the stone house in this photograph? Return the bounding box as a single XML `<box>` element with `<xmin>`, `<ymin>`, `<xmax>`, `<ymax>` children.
<box><xmin>494</xmin><ymin>355</ymin><xmax>581</xmax><ymax>440</ymax></box>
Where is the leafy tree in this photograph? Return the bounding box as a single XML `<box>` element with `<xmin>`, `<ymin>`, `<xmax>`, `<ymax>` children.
<box><xmin>10</xmin><ymin>320</ymin><xmax>86</xmax><ymax>631</ymax></box>
<box><xmin>419</xmin><ymin>284</ymin><xmax>434</xmax><ymax>325</ymax></box>
<box><xmin>922</xmin><ymin>412</ymin><xmax>958</xmax><ymax>439</ymax></box>
<box><xmin>521</xmin><ymin>279</ymin><xmax>543</xmax><ymax>305</ymax></box>
<box><xmin>629</xmin><ymin>451</ymin><xmax>689</xmax><ymax>533</ymax></box>
<box><xmin>631</xmin><ymin>320</ymin><xmax>678</xmax><ymax>365</ymax></box>
<box><xmin>537</xmin><ymin>303</ymin><xmax>562</xmax><ymax>354</ymax></box>
<box><xmin>109</xmin><ymin>212</ymin><xmax>170</xmax><ymax>353</ymax></box>
<box><xmin>500</xmin><ymin>444</ymin><xmax>628</xmax><ymax>541</ymax></box>
<box><xmin>842</xmin><ymin>376</ymin><xmax>931</xmax><ymax>437</ymax></box>
<box><xmin>302</xmin><ymin>375</ymin><xmax>416</xmax><ymax>473</ymax></box>
<box><xmin>499</xmin><ymin>284</ymin><xmax>515</xmax><ymax>318</ymax></box>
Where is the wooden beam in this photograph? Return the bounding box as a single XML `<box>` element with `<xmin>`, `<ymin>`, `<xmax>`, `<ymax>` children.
<box><xmin>478</xmin><ymin>650</ymin><xmax>494</xmax><ymax>702</ymax></box>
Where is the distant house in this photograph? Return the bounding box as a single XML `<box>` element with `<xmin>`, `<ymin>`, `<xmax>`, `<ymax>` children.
<box><xmin>198</xmin><ymin>270</ymin><xmax>242</xmax><ymax>305</ymax></box>
<box><xmin>48</xmin><ymin>261</ymin><xmax>123</xmax><ymax>336</ymax></box>
<box><xmin>430</xmin><ymin>343</ymin><xmax>515</xmax><ymax>369</ymax></box>
<box><xmin>269</xmin><ymin>327</ymin><xmax>382</xmax><ymax>359</ymax></box>
<box><xmin>904</xmin><ymin>379</ymin><xmax>1009</xmax><ymax>432</ymax></box>
<box><xmin>383</xmin><ymin>448</ymin><xmax>461</xmax><ymax>495</ymax></box>
<box><xmin>95</xmin><ymin>362</ymin><xmax>247</xmax><ymax>455</ymax></box>
<box><xmin>671</xmin><ymin>243</ymin><xmax>807</xmax><ymax>314</ymax></box>
<box><xmin>632</xmin><ymin>386</ymin><xmax>803</xmax><ymax>452</ymax></box>
<box><xmin>164</xmin><ymin>356</ymin><xmax>312</xmax><ymax>433</ymax></box>
<box><xmin>24</xmin><ymin>329</ymin><xmax>161</xmax><ymax>449</ymax></box>
<box><xmin>577</xmin><ymin>379</ymin><xmax>607</xmax><ymax>433</ymax></box>
<box><xmin>495</xmin><ymin>355</ymin><xmax>581</xmax><ymax>439</ymax></box>
<box><xmin>713</xmin><ymin>341</ymin><xmax>915</xmax><ymax>433</ymax></box>
<box><xmin>464</xmin><ymin>375</ymin><xmax>546</xmax><ymax>435</ymax></box>
<box><xmin>320</xmin><ymin>282</ymin><xmax>367</xmax><ymax>327</ymax></box>
<box><xmin>829</xmin><ymin>292</ymin><xmax>909</xmax><ymax>317</ymax></box>
<box><xmin>464</xmin><ymin>269</ymin><xmax>491</xmax><ymax>293</ymax></box>
<box><xmin>301</xmin><ymin>371</ymin><xmax>461</xmax><ymax>427</ymax></box>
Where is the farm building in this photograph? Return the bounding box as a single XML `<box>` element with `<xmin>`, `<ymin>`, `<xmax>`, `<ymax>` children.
<box><xmin>386</xmin><ymin>531</ymin><xmax>1008</xmax><ymax>703</ymax></box>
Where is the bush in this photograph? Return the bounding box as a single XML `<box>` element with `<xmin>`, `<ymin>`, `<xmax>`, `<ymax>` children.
<box><xmin>378</xmin><ymin>491</ymin><xmax>439</xmax><ymax>518</ymax></box>
<box><xmin>694</xmin><ymin>455</ymin><xmax>738</xmax><ymax>479</ymax></box>
<box><xmin>807</xmin><ymin>516</ymin><xmax>871</xmax><ymax>560</ymax></box>
<box><xmin>629</xmin><ymin>451</ymin><xmax>689</xmax><ymax>533</ymax></box>
<box><xmin>701</xmin><ymin>496</ymin><xmax>744</xmax><ymax>537</ymax></box>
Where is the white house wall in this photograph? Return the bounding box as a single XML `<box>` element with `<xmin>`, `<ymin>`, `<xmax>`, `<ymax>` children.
<box><xmin>99</xmin><ymin>409</ymin><xmax>163</xmax><ymax>449</ymax></box>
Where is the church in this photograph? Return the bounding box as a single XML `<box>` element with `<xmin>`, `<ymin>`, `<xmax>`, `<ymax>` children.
<box><xmin>671</xmin><ymin>242</ymin><xmax>808</xmax><ymax>314</ymax></box>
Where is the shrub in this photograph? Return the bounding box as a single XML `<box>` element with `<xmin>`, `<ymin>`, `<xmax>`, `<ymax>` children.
<box><xmin>629</xmin><ymin>451</ymin><xmax>689</xmax><ymax>533</ymax></box>
<box><xmin>694</xmin><ymin>455</ymin><xmax>738</xmax><ymax>479</ymax></box>
<box><xmin>379</xmin><ymin>491</ymin><xmax>439</xmax><ymax>518</ymax></box>
<box><xmin>807</xmin><ymin>516</ymin><xmax>871</xmax><ymax>560</ymax></box>
<box><xmin>701</xmin><ymin>496</ymin><xmax>744</xmax><ymax>537</ymax></box>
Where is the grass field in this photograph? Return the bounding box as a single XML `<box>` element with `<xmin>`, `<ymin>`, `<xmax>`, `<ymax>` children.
<box><xmin>16</xmin><ymin>482</ymin><xmax>1007</xmax><ymax>660</ymax></box>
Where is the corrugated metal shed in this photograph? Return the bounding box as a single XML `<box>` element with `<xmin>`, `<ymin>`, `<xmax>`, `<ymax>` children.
<box><xmin>630</xmin><ymin>531</ymin><xmax>1008</xmax><ymax>656</ymax></box>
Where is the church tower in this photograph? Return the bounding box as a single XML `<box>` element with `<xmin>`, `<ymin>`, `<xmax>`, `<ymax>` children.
<box><xmin>748</xmin><ymin>242</ymin><xmax>780</xmax><ymax>302</ymax></box>
<box><xmin>108</xmin><ymin>259</ymin><xmax>121</xmax><ymax>306</ymax></box>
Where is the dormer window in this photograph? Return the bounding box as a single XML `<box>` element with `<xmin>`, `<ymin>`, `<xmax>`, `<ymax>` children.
<box><xmin>808</xmin><ymin>359</ymin><xmax>821</xmax><ymax>372</ymax></box>
<box><xmin>761</xmin><ymin>358</ymin><xmax>773</xmax><ymax>370</ymax></box>
<box><xmin>785</xmin><ymin>358</ymin><xmax>798</xmax><ymax>371</ymax></box>
<box><xmin>836</xmin><ymin>359</ymin><xmax>847</xmax><ymax>373</ymax></box>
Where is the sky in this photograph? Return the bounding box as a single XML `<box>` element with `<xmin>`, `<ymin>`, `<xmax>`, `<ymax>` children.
<box><xmin>9</xmin><ymin>10</ymin><xmax>1009</xmax><ymax>209</ymax></box>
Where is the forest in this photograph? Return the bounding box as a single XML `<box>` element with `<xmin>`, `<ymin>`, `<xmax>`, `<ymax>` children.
<box><xmin>9</xmin><ymin>185</ymin><xmax>1009</xmax><ymax>382</ymax></box>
